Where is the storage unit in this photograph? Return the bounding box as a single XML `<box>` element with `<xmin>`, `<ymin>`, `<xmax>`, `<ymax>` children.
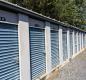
<box><xmin>0</xmin><ymin>23</ymin><xmax>20</xmax><ymax>80</ymax></box>
<box><xmin>29</xmin><ymin>19</ymin><xmax>46</xmax><ymax>80</ymax></box>
<box><xmin>83</xmin><ymin>34</ymin><xmax>85</xmax><ymax>48</ymax></box>
<box><xmin>62</xmin><ymin>27</ymin><xmax>68</xmax><ymax>61</ymax></box>
<box><xmin>75</xmin><ymin>32</ymin><xmax>77</xmax><ymax>53</ymax></box>
<box><xmin>0</xmin><ymin>1</ymin><xmax>86</xmax><ymax>80</ymax></box>
<box><xmin>70</xmin><ymin>29</ymin><xmax>73</xmax><ymax>57</ymax></box>
<box><xmin>78</xmin><ymin>33</ymin><xmax>80</xmax><ymax>51</ymax></box>
<box><xmin>51</xmin><ymin>24</ymin><xmax>59</xmax><ymax>68</ymax></box>
<box><xmin>81</xmin><ymin>32</ymin><xmax>82</xmax><ymax>49</ymax></box>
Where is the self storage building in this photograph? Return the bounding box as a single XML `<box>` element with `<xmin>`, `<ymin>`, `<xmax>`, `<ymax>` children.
<box><xmin>0</xmin><ymin>0</ymin><xmax>86</xmax><ymax>80</ymax></box>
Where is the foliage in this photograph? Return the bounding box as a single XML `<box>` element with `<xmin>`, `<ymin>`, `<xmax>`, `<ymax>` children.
<box><xmin>6</xmin><ymin>0</ymin><xmax>86</xmax><ymax>30</ymax></box>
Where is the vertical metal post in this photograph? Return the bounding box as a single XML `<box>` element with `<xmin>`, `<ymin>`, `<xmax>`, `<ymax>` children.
<box><xmin>18</xmin><ymin>14</ymin><xmax>31</xmax><ymax>80</ymax></box>
<box><xmin>73</xmin><ymin>30</ymin><xmax>75</xmax><ymax>55</ymax></box>
<box><xmin>67</xmin><ymin>29</ymin><xmax>70</xmax><ymax>59</ymax></box>
<box><xmin>45</xmin><ymin>22</ymin><xmax>52</xmax><ymax>74</ymax></box>
<box><xmin>59</xmin><ymin>26</ymin><xmax>63</xmax><ymax>64</ymax></box>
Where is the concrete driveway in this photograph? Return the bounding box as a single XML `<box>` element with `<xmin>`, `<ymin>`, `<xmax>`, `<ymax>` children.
<box><xmin>54</xmin><ymin>49</ymin><xmax>86</xmax><ymax>80</ymax></box>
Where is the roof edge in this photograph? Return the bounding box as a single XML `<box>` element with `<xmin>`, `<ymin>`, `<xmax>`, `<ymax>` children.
<box><xmin>0</xmin><ymin>0</ymin><xmax>86</xmax><ymax>32</ymax></box>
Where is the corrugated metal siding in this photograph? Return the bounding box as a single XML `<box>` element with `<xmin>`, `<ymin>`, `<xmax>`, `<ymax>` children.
<box><xmin>75</xmin><ymin>32</ymin><xmax>77</xmax><ymax>53</ymax></box>
<box><xmin>29</xmin><ymin>27</ymin><xmax>46</xmax><ymax>80</ymax></box>
<box><xmin>70</xmin><ymin>31</ymin><xmax>73</xmax><ymax>57</ymax></box>
<box><xmin>0</xmin><ymin>23</ymin><xmax>20</xmax><ymax>80</ymax></box>
<box><xmin>62</xmin><ymin>28</ymin><xmax>68</xmax><ymax>61</ymax></box>
<box><xmin>51</xmin><ymin>30</ymin><xmax>59</xmax><ymax>68</ymax></box>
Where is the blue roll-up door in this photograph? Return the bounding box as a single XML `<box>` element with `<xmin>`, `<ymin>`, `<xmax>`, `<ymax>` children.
<box><xmin>83</xmin><ymin>34</ymin><xmax>85</xmax><ymax>47</ymax></box>
<box><xmin>0</xmin><ymin>23</ymin><xmax>20</xmax><ymax>80</ymax></box>
<box><xmin>51</xmin><ymin>30</ymin><xmax>59</xmax><ymax>68</ymax></box>
<box><xmin>70</xmin><ymin>31</ymin><xmax>73</xmax><ymax>57</ymax></box>
<box><xmin>75</xmin><ymin>32</ymin><xmax>77</xmax><ymax>53</ymax></box>
<box><xmin>81</xmin><ymin>33</ymin><xmax>82</xmax><ymax>49</ymax></box>
<box><xmin>78</xmin><ymin>33</ymin><xmax>80</xmax><ymax>51</ymax></box>
<box><xmin>29</xmin><ymin>27</ymin><xmax>46</xmax><ymax>80</ymax></box>
<box><xmin>62</xmin><ymin>30</ymin><xmax>68</xmax><ymax>61</ymax></box>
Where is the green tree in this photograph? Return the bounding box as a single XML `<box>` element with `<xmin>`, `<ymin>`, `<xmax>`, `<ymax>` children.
<box><xmin>6</xmin><ymin>0</ymin><xmax>86</xmax><ymax>30</ymax></box>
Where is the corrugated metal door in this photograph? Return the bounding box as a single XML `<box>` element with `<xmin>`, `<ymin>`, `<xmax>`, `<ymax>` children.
<box><xmin>81</xmin><ymin>33</ymin><xmax>82</xmax><ymax>49</ymax></box>
<box><xmin>75</xmin><ymin>32</ymin><xmax>77</xmax><ymax>53</ymax></box>
<box><xmin>51</xmin><ymin>30</ymin><xmax>59</xmax><ymax>68</ymax></box>
<box><xmin>83</xmin><ymin>34</ymin><xmax>85</xmax><ymax>48</ymax></box>
<box><xmin>29</xmin><ymin>27</ymin><xmax>46</xmax><ymax>80</ymax></box>
<box><xmin>62</xmin><ymin>28</ymin><xmax>68</xmax><ymax>61</ymax></box>
<box><xmin>0</xmin><ymin>23</ymin><xmax>20</xmax><ymax>80</ymax></box>
<box><xmin>78</xmin><ymin>33</ymin><xmax>80</xmax><ymax>51</ymax></box>
<box><xmin>70</xmin><ymin>31</ymin><xmax>73</xmax><ymax>57</ymax></box>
